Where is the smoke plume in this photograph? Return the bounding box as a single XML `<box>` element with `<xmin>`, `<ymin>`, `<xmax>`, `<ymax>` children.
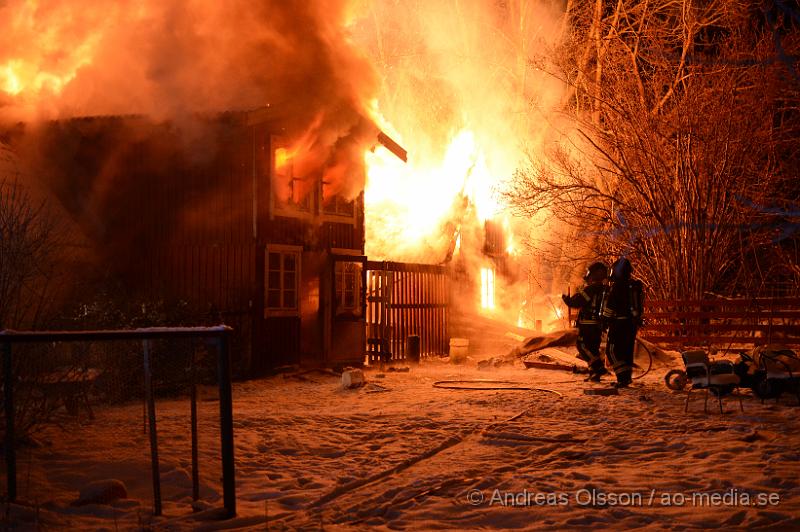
<box><xmin>0</xmin><ymin>0</ymin><xmax>378</xmax><ymax>206</ymax></box>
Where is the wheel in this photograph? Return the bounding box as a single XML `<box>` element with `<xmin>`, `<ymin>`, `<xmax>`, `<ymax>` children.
<box><xmin>664</xmin><ymin>369</ymin><xmax>688</xmax><ymax>391</ymax></box>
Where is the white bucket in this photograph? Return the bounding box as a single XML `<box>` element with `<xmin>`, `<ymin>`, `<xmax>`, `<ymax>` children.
<box><xmin>449</xmin><ymin>337</ymin><xmax>469</xmax><ymax>364</ymax></box>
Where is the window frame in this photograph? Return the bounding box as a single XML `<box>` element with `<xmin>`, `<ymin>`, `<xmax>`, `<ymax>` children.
<box><xmin>265</xmin><ymin>245</ymin><xmax>302</xmax><ymax>317</ymax></box>
<box><xmin>319</xmin><ymin>180</ymin><xmax>359</xmax><ymax>225</ymax></box>
<box><xmin>270</xmin><ymin>136</ymin><xmax>315</xmax><ymax>220</ymax></box>
<box><xmin>330</xmin><ymin>253</ymin><xmax>367</xmax><ymax>321</ymax></box>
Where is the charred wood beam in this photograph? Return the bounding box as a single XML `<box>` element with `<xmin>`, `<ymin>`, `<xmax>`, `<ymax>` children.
<box><xmin>377</xmin><ymin>131</ymin><xmax>407</xmax><ymax>163</ymax></box>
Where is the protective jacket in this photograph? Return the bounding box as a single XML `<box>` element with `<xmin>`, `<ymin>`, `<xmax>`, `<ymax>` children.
<box><xmin>563</xmin><ymin>283</ymin><xmax>607</xmax><ymax>326</ymax></box>
<box><xmin>601</xmin><ymin>279</ymin><xmax>643</xmax><ymax>326</ymax></box>
<box><xmin>602</xmin><ymin>278</ymin><xmax>644</xmax><ymax>385</ymax></box>
<box><xmin>563</xmin><ymin>282</ymin><xmax>607</xmax><ymax>375</ymax></box>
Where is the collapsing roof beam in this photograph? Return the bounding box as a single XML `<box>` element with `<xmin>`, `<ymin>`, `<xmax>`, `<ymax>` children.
<box><xmin>377</xmin><ymin>131</ymin><xmax>408</xmax><ymax>163</ymax></box>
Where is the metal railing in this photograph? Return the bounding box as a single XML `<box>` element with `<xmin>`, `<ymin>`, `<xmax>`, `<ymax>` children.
<box><xmin>0</xmin><ymin>325</ymin><xmax>236</xmax><ymax>518</ymax></box>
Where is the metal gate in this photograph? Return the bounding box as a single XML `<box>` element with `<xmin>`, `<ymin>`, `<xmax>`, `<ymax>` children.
<box><xmin>365</xmin><ymin>261</ymin><xmax>448</xmax><ymax>363</ymax></box>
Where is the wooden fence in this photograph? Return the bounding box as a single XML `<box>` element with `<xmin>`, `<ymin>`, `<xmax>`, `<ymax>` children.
<box><xmin>365</xmin><ymin>261</ymin><xmax>448</xmax><ymax>363</ymax></box>
<box><xmin>640</xmin><ymin>297</ymin><xmax>800</xmax><ymax>348</ymax></box>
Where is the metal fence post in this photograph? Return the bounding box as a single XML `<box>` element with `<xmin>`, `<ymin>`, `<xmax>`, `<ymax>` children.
<box><xmin>0</xmin><ymin>327</ymin><xmax>236</xmax><ymax>515</ymax></box>
<box><xmin>190</xmin><ymin>344</ymin><xmax>199</xmax><ymax>502</ymax></box>
<box><xmin>3</xmin><ymin>342</ymin><xmax>15</xmax><ymax>502</ymax></box>
<box><xmin>143</xmin><ymin>340</ymin><xmax>162</xmax><ymax>516</ymax></box>
<box><xmin>217</xmin><ymin>333</ymin><xmax>236</xmax><ymax>517</ymax></box>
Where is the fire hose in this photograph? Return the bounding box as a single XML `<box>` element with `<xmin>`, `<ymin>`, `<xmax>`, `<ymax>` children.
<box><xmin>633</xmin><ymin>339</ymin><xmax>654</xmax><ymax>380</ymax></box>
<box><xmin>432</xmin><ymin>380</ymin><xmax>562</xmax><ymax>397</ymax></box>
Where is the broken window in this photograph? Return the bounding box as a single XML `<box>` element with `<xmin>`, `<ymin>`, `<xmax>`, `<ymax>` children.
<box><xmin>266</xmin><ymin>249</ymin><xmax>299</xmax><ymax>312</ymax></box>
<box><xmin>272</xmin><ymin>145</ymin><xmax>312</xmax><ymax>214</ymax></box>
<box><xmin>483</xmin><ymin>220</ymin><xmax>505</xmax><ymax>256</ymax></box>
<box><xmin>321</xmin><ymin>180</ymin><xmax>356</xmax><ymax>218</ymax></box>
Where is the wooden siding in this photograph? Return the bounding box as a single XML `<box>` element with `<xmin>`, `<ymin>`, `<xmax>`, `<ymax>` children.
<box><xmin>262</xmin><ymin>316</ymin><xmax>301</xmax><ymax>372</ymax></box>
<box><xmin>25</xmin><ymin>112</ymin><xmax>368</xmax><ymax>373</ymax></box>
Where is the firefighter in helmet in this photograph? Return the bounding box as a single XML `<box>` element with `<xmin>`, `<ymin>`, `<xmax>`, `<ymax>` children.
<box><xmin>562</xmin><ymin>261</ymin><xmax>609</xmax><ymax>381</ymax></box>
<box><xmin>601</xmin><ymin>257</ymin><xmax>644</xmax><ymax>388</ymax></box>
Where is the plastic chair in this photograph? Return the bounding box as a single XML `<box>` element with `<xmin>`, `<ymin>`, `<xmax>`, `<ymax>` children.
<box><xmin>682</xmin><ymin>350</ymin><xmax>744</xmax><ymax>414</ymax></box>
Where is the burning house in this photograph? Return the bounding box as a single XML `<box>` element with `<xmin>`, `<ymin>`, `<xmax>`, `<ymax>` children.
<box><xmin>0</xmin><ymin>0</ymin><xmax>572</xmax><ymax>375</ymax></box>
<box><xmin>3</xmin><ymin>110</ymin><xmax>541</xmax><ymax>374</ymax></box>
<box><xmin>2</xmin><ymin>108</ymin><xmax>424</xmax><ymax>375</ymax></box>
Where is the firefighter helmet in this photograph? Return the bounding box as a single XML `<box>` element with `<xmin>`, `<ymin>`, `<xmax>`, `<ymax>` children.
<box><xmin>610</xmin><ymin>257</ymin><xmax>632</xmax><ymax>282</ymax></box>
<box><xmin>583</xmin><ymin>261</ymin><xmax>609</xmax><ymax>282</ymax></box>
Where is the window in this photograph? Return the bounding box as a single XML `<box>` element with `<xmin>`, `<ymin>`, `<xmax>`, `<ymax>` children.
<box><xmin>273</xmin><ymin>145</ymin><xmax>312</xmax><ymax>214</ymax></box>
<box><xmin>321</xmin><ymin>180</ymin><xmax>356</xmax><ymax>218</ymax></box>
<box><xmin>266</xmin><ymin>249</ymin><xmax>300</xmax><ymax>312</ymax></box>
<box><xmin>483</xmin><ymin>220</ymin><xmax>504</xmax><ymax>256</ymax></box>
<box><xmin>334</xmin><ymin>261</ymin><xmax>362</xmax><ymax>317</ymax></box>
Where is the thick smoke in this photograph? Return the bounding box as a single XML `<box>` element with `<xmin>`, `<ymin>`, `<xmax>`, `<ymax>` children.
<box><xmin>0</xmin><ymin>0</ymin><xmax>377</xmax><ymax>200</ymax></box>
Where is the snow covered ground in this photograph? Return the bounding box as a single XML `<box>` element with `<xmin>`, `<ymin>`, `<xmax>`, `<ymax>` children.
<box><xmin>6</xmin><ymin>345</ymin><xmax>800</xmax><ymax>530</ymax></box>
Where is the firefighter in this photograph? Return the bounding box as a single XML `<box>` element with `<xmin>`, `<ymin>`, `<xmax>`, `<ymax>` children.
<box><xmin>562</xmin><ymin>261</ymin><xmax>609</xmax><ymax>381</ymax></box>
<box><xmin>601</xmin><ymin>257</ymin><xmax>644</xmax><ymax>388</ymax></box>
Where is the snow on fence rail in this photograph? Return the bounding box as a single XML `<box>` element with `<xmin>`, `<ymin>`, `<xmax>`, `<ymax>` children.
<box><xmin>640</xmin><ymin>298</ymin><xmax>800</xmax><ymax>347</ymax></box>
<box><xmin>0</xmin><ymin>326</ymin><xmax>236</xmax><ymax>518</ymax></box>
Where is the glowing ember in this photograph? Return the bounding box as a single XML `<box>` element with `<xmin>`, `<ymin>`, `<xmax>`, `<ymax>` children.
<box><xmin>274</xmin><ymin>148</ymin><xmax>292</xmax><ymax>171</ymax></box>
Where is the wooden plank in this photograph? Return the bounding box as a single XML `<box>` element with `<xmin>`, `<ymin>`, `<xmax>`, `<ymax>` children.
<box><xmin>376</xmin><ymin>270</ymin><xmax>381</xmax><ymax>363</ymax></box>
<box><xmin>423</xmin><ymin>272</ymin><xmax>428</xmax><ymax>353</ymax></box>
<box><xmin>438</xmin><ymin>271</ymin><xmax>442</xmax><ymax>352</ymax></box>
<box><xmin>396</xmin><ymin>271</ymin><xmax>402</xmax><ymax>361</ymax></box>
<box><xmin>395</xmin><ymin>271</ymin><xmax>401</xmax><ymax>360</ymax></box>
<box><xmin>387</xmin><ymin>271</ymin><xmax>394</xmax><ymax>360</ymax></box>
<box><xmin>425</xmin><ymin>273</ymin><xmax>436</xmax><ymax>356</ymax></box>
<box><xmin>442</xmin><ymin>272</ymin><xmax>447</xmax><ymax>353</ymax></box>
<box><xmin>409</xmin><ymin>272</ymin><xmax>415</xmax><ymax>345</ymax></box>
<box><xmin>413</xmin><ymin>271</ymin><xmax>419</xmax><ymax>340</ymax></box>
<box><xmin>433</xmin><ymin>272</ymin><xmax>438</xmax><ymax>354</ymax></box>
<box><xmin>401</xmin><ymin>271</ymin><xmax>408</xmax><ymax>360</ymax></box>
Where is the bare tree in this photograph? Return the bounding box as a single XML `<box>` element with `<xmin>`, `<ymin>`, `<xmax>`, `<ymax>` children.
<box><xmin>0</xmin><ymin>179</ymin><xmax>58</xmax><ymax>329</ymax></box>
<box><xmin>505</xmin><ymin>0</ymin><xmax>800</xmax><ymax>300</ymax></box>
